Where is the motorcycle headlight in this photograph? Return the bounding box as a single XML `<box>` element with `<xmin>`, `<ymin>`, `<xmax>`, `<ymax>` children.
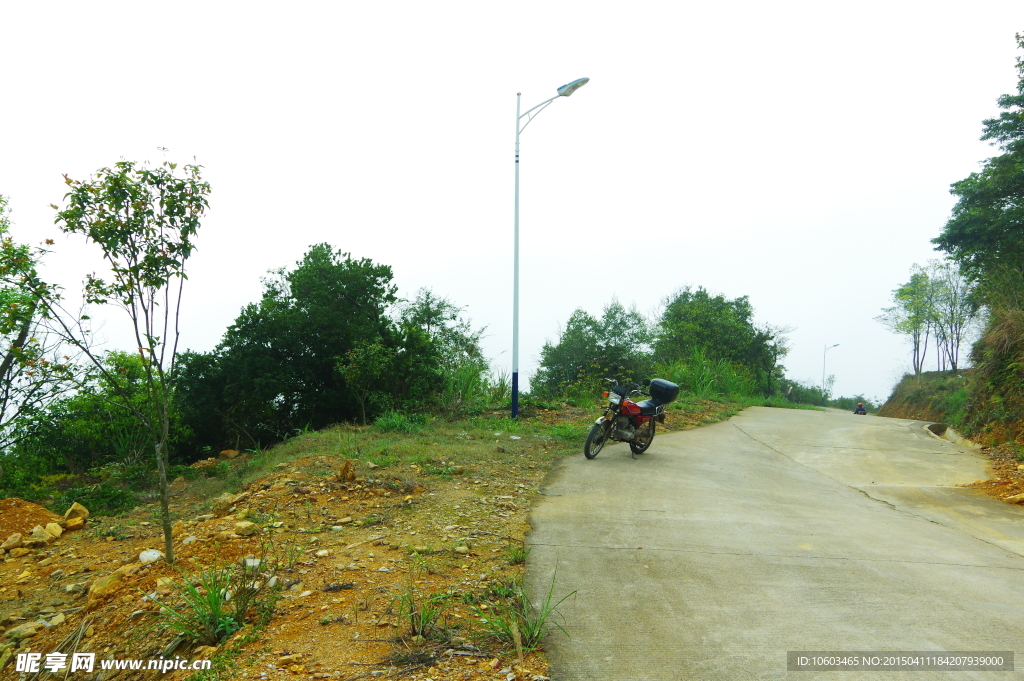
<box><xmin>608</xmin><ymin>393</ymin><xmax>622</xmax><ymax>405</ymax></box>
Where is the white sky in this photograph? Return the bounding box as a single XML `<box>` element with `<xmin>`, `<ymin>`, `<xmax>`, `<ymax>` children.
<box><xmin>2</xmin><ymin>1</ymin><xmax>1022</xmax><ymax>404</ymax></box>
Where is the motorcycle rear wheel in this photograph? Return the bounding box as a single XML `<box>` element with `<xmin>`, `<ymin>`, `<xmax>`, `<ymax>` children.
<box><xmin>584</xmin><ymin>421</ymin><xmax>612</xmax><ymax>459</ymax></box>
<box><xmin>629</xmin><ymin>421</ymin><xmax>655</xmax><ymax>455</ymax></box>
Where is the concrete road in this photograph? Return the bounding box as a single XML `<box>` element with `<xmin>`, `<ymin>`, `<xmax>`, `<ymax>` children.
<box><xmin>526</xmin><ymin>407</ymin><xmax>1024</xmax><ymax>680</ymax></box>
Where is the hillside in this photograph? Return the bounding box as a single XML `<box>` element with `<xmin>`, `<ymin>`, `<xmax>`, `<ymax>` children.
<box><xmin>877</xmin><ymin>371</ymin><xmax>970</xmax><ymax>424</ymax></box>
<box><xmin>0</xmin><ymin>399</ymin><xmax>745</xmax><ymax>680</ymax></box>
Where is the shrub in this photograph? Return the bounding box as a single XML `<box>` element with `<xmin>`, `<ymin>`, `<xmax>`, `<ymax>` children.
<box><xmin>55</xmin><ymin>482</ymin><xmax>136</xmax><ymax>516</ymax></box>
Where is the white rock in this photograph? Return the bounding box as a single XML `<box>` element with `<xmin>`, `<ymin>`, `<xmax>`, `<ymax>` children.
<box><xmin>139</xmin><ymin>549</ymin><xmax>164</xmax><ymax>564</ymax></box>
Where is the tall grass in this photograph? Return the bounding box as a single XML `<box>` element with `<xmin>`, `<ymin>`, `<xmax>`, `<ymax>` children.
<box><xmin>656</xmin><ymin>349</ymin><xmax>756</xmax><ymax>400</ymax></box>
<box><xmin>436</xmin><ymin>361</ymin><xmax>513</xmax><ymax>417</ymax></box>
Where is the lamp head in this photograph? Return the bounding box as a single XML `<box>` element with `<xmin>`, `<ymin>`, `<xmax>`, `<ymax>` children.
<box><xmin>557</xmin><ymin>77</ymin><xmax>590</xmax><ymax>97</ymax></box>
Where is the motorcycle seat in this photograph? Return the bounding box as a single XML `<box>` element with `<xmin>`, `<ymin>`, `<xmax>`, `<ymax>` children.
<box><xmin>636</xmin><ymin>399</ymin><xmax>663</xmax><ymax>416</ymax></box>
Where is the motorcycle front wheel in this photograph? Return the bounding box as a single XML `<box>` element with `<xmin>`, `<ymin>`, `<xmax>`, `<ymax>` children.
<box><xmin>629</xmin><ymin>420</ymin><xmax>655</xmax><ymax>455</ymax></box>
<box><xmin>584</xmin><ymin>421</ymin><xmax>612</xmax><ymax>459</ymax></box>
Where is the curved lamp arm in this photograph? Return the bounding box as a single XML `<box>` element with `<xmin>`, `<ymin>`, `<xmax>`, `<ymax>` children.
<box><xmin>518</xmin><ymin>78</ymin><xmax>590</xmax><ymax>135</ymax></box>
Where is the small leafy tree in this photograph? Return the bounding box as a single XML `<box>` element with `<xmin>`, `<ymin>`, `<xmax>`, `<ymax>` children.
<box><xmin>877</xmin><ymin>266</ymin><xmax>934</xmax><ymax>377</ymax></box>
<box><xmin>533</xmin><ymin>299</ymin><xmax>652</xmax><ymax>397</ymax></box>
<box><xmin>336</xmin><ymin>339</ymin><xmax>392</xmax><ymax>425</ymax></box>
<box><xmin>928</xmin><ymin>260</ymin><xmax>979</xmax><ymax>371</ymax></box>
<box><xmin>0</xmin><ymin>196</ymin><xmax>76</xmax><ymax>460</ymax></box>
<box><xmin>31</xmin><ymin>160</ymin><xmax>210</xmax><ymax>564</ymax></box>
<box><xmin>878</xmin><ymin>261</ymin><xmax>978</xmax><ymax>375</ymax></box>
<box><xmin>11</xmin><ymin>352</ymin><xmax>189</xmax><ymax>478</ymax></box>
<box><xmin>0</xmin><ymin>197</ymin><xmax>77</xmax><ymax>494</ymax></box>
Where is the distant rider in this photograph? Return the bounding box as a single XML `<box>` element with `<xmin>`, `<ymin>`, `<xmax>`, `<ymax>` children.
<box><xmin>853</xmin><ymin>403</ymin><xmax>867</xmax><ymax>415</ymax></box>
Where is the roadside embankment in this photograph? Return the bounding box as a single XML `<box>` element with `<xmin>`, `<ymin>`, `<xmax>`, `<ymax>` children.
<box><xmin>878</xmin><ymin>371</ymin><xmax>969</xmax><ymax>424</ymax></box>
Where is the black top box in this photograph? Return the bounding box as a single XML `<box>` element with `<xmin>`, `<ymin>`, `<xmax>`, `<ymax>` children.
<box><xmin>649</xmin><ymin>378</ymin><xmax>680</xmax><ymax>404</ymax></box>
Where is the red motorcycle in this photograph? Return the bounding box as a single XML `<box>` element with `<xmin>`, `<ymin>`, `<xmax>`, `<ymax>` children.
<box><xmin>584</xmin><ymin>378</ymin><xmax>680</xmax><ymax>459</ymax></box>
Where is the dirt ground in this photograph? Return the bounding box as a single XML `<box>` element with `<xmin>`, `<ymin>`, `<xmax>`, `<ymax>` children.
<box><xmin>0</xmin><ymin>399</ymin><xmax>744</xmax><ymax>681</ymax></box>
<box><xmin>1</xmin><ymin>454</ymin><xmax>554</xmax><ymax>681</ymax></box>
<box><xmin>0</xmin><ymin>500</ymin><xmax>63</xmax><ymax>540</ymax></box>
<box><xmin>964</xmin><ymin>442</ymin><xmax>1024</xmax><ymax>503</ymax></box>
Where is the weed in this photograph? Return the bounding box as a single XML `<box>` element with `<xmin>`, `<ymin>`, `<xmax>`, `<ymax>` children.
<box><xmin>548</xmin><ymin>423</ymin><xmax>588</xmax><ymax>441</ymax></box>
<box><xmin>146</xmin><ymin>543</ymin><xmax>281</xmax><ymax>647</ymax></box>
<box><xmin>183</xmin><ymin>570</ymin><xmax>281</xmax><ymax>681</ymax></box>
<box><xmin>145</xmin><ymin>567</ymin><xmax>239</xmax><ymax>646</ymax></box>
<box><xmin>375</xmin><ymin>411</ymin><xmax>422</xmax><ymax>434</ymax></box>
<box><xmin>506</xmin><ymin>545</ymin><xmax>530</xmax><ymax>566</ymax></box>
<box><xmin>471</xmin><ymin>572</ymin><xmax>575</xmax><ymax>652</ymax></box>
<box><xmin>487</xmin><ymin>578</ymin><xmax>520</xmax><ymax>600</ymax></box>
<box><xmin>408</xmin><ymin>552</ymin><xmax>430</xmax><ymax>576</ymax></box>
<box><xmin>390</xmin><ymin>586</ymin><xmax>450</xmax><ymax>640</ymax></box>
<box><xmin>246</xmin><ymin>511</ymin><xmax>273</xmax><ymax>525</ymax></box>
<box><xmin>425</xmin><ymin>462</ymin><xmax>457</xmax><ymax>477</ymax></box>
<box><xmin>90</xmin><ymin>523</ymin><xmax>129</xmax><ymax>541</ymax></box>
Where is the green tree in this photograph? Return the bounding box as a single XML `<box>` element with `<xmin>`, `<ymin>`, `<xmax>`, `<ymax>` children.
<box><xmin>928</xmin><ymin>260</ymin><xmax>979</xmax><ymax>371</ymax></box>
<box><xmin>395</xmin><ymin>292</ymin><xmax>486</xmax><ymax>416</ymax></box>
<box><xmin>655</xmin><ymin>288</ymin><xmax>790</xmax><ymax>396</ymax></box>
<box><xmin>9</xmin><ymin>352</ymin><xmax>187</xmax><ymax>480</ymax></box>
<box><xmin>0</xmin><ymin>196</ymin><xmax>75</xmax><ymax>458</ymax></box>
<box><xmin>176</xmin><ymin>245</ymin><xmax>400</xmax><ymax>446</ymax></box>
<box><xmin>934</xmin><ymin>33</ymin><xmax>1024</xmax><ymax>280</ymax></box>
<box><xmin>878</xmin><ymin>262</ymin><xmax>978</xmax><ymax>375</ymax></box>
<box><xmin>401</xmin><ymin>288</ymin><xmax>485</xmax><ymax>373</ymax></box>
<box><xmin>336</xmin><ymin>339</ymin><xmax>392</xmax><ymax>426</ymax></box>
<box><xmin>533</xmin><ymin>299</ymin><xmax>651</xmax><ymax>396</ymax></box>
<box><xmin>877</xmin><ymin>266</ymin><xmax>935</xmax><ymax>377</ymax></box>
<box><xmin>32</xmin><ymin>160</ymin><xmax>211</xmax><ymax>563</ymax></box>
<box><xmin>654</xmin><ymin>287</ymin><xmax>757</xmax><ymax>365</ymax></box>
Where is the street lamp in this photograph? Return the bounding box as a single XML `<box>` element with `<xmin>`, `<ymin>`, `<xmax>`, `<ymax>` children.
<box><xmin>511</xmin><ymin>77</ymin><xmax>590</xmax><ymax>419</ymax></box>
<box><xmin>822</xmin><ymin>343</ymin><xmax>839</xmax><ymax>407</ymax></box>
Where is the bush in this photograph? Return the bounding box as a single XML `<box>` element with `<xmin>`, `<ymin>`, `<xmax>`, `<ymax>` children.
<box><xmin>54</xmin><ymin>482</ymin><xmax>136</xmax><ymax>516</ymax></box>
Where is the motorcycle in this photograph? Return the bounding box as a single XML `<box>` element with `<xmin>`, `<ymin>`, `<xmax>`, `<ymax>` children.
<box><xmin>584</xmin><ymin>377</ymin><xmax>680</xmax><ymax>459</ymax></box>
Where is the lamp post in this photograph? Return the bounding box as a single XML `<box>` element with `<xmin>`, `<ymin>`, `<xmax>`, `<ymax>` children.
<box><xmin>822</xmin><ymin>343</ymin><xmax>839</xmax><ymax>407</ymax></box>
<box><xmin>511</xmin><ymin>77</ymin><xmax>589</xmax><ymax>419</ymax></box>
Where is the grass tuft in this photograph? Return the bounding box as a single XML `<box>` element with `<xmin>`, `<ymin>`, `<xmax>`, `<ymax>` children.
<box><xmin>471</xmin><ymin>573</ymin><xmax>575</xmax><ymax>652</ymax></box>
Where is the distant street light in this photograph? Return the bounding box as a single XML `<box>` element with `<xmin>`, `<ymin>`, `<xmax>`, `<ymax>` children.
<box><xmin>822</xmin><ymin>343</ymin><xmax>839</xmax><ymax>407</ymax></box>
<box><xmin>511</xmin><ymin>77</ymin><xmax>589</xmax><ymax>419</ymax></box>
